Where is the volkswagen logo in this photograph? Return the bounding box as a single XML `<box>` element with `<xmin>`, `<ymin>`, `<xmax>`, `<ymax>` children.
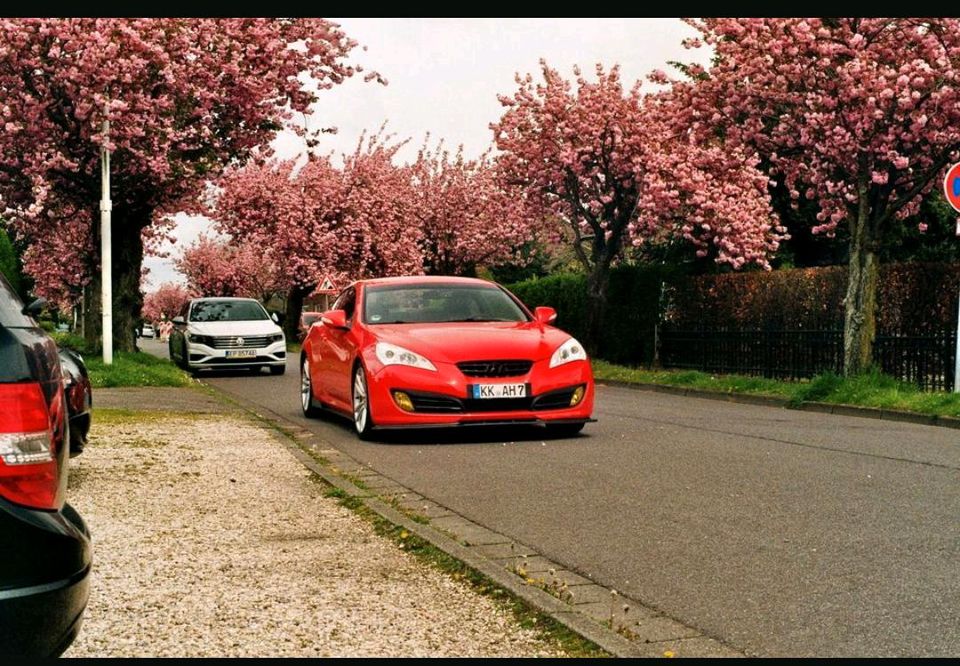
<box><xmin>235</xmin><ymin>337</ymin><xmax>244</xmax><ymax>346</ymax></box>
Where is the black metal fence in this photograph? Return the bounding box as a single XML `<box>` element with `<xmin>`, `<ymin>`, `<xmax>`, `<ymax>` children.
<box><xmin>660</xmin><ymin>327</ymin><xmax>957</xmax><ymax>391</ymax></box>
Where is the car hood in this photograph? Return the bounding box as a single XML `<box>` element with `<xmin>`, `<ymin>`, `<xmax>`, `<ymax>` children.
<box><xmin>187</xmin><ymin>320</ymin><xmax>282</xmax><ymax>336</ymax></box>
<box><xmin>371</xmin><ymin>322</ymin><xmax>572</xmax><ymax>364</ymax></box>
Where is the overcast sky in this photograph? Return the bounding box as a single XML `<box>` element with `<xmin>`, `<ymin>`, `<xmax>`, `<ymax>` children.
<box><xmin>144</xmin><ymin>17</ymin><xmax>706</xmax><ymax>290</ymax></box>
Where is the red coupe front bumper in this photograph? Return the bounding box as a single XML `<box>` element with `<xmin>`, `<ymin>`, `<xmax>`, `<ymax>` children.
<box><xmin>364</xmin><ymin>357</ymin><xmax>595</xmax><ymax>429</ymax></box>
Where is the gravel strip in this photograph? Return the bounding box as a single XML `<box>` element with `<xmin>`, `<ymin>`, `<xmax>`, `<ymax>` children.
<box><xmin>64</xmin><ymin>414</ymin><xmax>562</xmax><ymax>657</ymax></box>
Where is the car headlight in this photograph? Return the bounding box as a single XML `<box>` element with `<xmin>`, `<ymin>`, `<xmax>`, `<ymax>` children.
<box><xmin>375</xmin><ymin>342</ymin><xmax>436</xmax><ymax>371</ymax></box>
<box><xmin>187</xmin><ymin>333</ymin><xmax>211</xmax><ymax>346</ymax></box>
<box><xmin>549</xmin><ymin>337</ymin><xmax>587</xmax><ymax>368</ymax></box>
<box><xmin>268</xmin><ymin>333</ymin><xmax>284</xmax><ymax>343</ymax></box>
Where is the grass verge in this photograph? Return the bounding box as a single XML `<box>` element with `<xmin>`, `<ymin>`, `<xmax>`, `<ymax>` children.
<box><xmin>85</xmin><ymin>351</ymin><xmax>194</xmax><ymax>388</ymax></box>
<box><xmin>91</xmin><ymin>407</ymin><xmax>207</xmax><ymax>425</ymax></box>
<box><xmin>592</xmin><ymin>361</ymin><xmax>960</xmax><ymax>418</ymax></box>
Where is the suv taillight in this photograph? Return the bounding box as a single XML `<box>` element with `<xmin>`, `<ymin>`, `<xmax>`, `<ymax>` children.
<box><xmin>0</xmin><ymin>382</ymin><xmax>60</xmax><ymax>509</ymax></box>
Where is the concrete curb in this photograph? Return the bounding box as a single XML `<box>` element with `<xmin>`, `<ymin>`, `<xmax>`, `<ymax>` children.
<box><xmin>596</xmin><ymin>378</ymin><xmax>960</xmax><ymax>430</ymax></box>
<box><xmin>199</xmin><ymin>381</ymin><xmax>744</xmax><ymax>659</ymax></box>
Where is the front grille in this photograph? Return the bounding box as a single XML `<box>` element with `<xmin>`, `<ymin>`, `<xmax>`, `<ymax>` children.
<box><xmin>403</xmin><ymin>391</ymin><xmax>532</xmax><ymax>413</ymax></box>
<box><xmin>457</xmin><ymin>360</ymin><xmax>532</xmax><ymax>377</ymax></box>
<box><xmin>210</xmin><ymin>335</ymin><xmax>272</xmax><ymax>349</ymax></box>
<box><xmin>201</xmin><ymin>356</ymin><xmax>264</xmax><ymax>364</ymax></box>
<box><xmin>402</xmin><ymin>385</ymin><xmax>579</xmax><ymax>414</ymax></box>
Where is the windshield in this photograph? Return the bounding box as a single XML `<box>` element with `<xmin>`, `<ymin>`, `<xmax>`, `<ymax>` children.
<box><xmin>189</xmin><ymin>300</ymin><xmax>269</xmax><ymax>323</ymax></box>
<box><xmin>364</xmin><ymin>284</ymin><xmax>529</xmax><ymax>325</ymax></box>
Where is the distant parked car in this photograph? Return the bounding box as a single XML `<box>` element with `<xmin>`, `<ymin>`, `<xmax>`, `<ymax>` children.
<box><xmin>140</xmin><ymin>323</ymin><xmax>155</xmax><ymax>338</ymax></box>
<box><xmin>58</xmin><ymin>348</ymin><xmax>92</xmax><ymax>457</ymax></box>
<box><xmin>168</xmin><ymin>297</ymin><xmax>286</xmax><ymax>375</ymax></box>
<box><xmin>0</xmin><ymin>275</ymin><xmax>92</xmax><ymax>657</ymax></box>
<box><xmin>300</xmin><ymin>276</ymin><xmax>595</xmax><ymax>439</ymax></box>
<box><xmin>298</xmin><ymin>311</ymin><xmax>322</xmax><ymax>342</ymax></box>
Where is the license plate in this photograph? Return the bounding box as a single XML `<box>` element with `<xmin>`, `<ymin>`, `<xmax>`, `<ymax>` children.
<box><xmin>225</xmin><ymin>349</ymin><xmax>257</xmax><ymax>358</ymax></box>
<box><xmin>470</xmin><ymin>383</ymin><xmax>527</xmax><ymax>399</ymax></box>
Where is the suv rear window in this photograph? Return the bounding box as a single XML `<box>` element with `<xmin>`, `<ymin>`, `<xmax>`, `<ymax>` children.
<box><xmin>0</xmin><ymin>273</ymin><xmax>32</xmax><ymax>328</ymax></box>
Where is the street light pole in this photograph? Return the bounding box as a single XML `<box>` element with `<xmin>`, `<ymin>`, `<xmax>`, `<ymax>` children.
<box><xmin>100</xmin><ymin>105</ymin><xmax>113</xmax><ymax>365</ymax></box>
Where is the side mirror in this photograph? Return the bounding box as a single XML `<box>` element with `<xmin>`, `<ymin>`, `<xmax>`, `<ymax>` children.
<box><xmin>172</xmin><ymin>316</ymin><xmax>185</xmax><ymax>325</ymax></box>
<box><xmin>534</xmin><ymin>306</ymin><xmax>557</xmax><ymax>325</ymax></box>
<box><xmin>21</xmin><ymin>297</ymin><xmax>47</xmax><ymax>317</ymax></box>
<box><xmin>320</xmin><ymin>309</ymin><xmax>348</xmax><ymax>329</ymax></box>
<box><xmin>271</xmin><ymin>312</ymin><xmax>279</xmax><ymax>323</ymax></box>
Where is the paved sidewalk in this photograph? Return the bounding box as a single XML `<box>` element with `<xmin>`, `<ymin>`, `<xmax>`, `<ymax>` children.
<box><xmin>65</xmin><ymin>387</ymin><xmax>565</xmax><ymax>657</ymax></box>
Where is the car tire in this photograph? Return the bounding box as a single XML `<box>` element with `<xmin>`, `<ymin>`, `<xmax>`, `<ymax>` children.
<box><xmin>546</xmin><ymin>422</ymin><xmax>585</xmax><ymax>438</ymax></box>
<box><xmin>352</xmin><ymin>364</ymin><xmax>374</xmax><ymax>440</ymax></box>
<box><xmin>300</xmin><ymin>358</ymin><xmax>322</xmax><ymax>418</ymax></box>
<box><xmin>269</xmin><ymin>364</ymin><xmax>286</xmax><ymax>376</ymax></box>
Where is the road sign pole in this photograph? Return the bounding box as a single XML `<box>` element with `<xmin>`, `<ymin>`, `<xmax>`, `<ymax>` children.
<box><xmin>942</xmin><ymin>166</ymin><xmax>960</xmax><ymax>392</ymax></box>
<box><xmin>955</xmin><ymin>282</ymin><xmax>960</xmax><ymax>394</ymax></box>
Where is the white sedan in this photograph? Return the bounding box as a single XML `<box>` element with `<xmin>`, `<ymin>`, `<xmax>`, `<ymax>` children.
<box><xmin>168</xmin><ymin>297</ymin><xmax>286</xmax><ymax>375</ymax></box>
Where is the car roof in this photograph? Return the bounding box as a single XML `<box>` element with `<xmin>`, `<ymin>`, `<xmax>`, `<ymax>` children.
<box><xmin>190</xmin><ymin>297</ymin><xmax>261</xmax><ymax>302</ymax></box>
<box><xmin>357</xmin><ymin>275</ymin><xmax>497</xmax><ymax>288</ymax></box>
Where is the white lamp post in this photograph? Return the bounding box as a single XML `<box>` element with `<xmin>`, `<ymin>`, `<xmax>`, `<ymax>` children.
<box><xmin>100</xmin><ymin>106</ymin><xmax>113</xmax><ymax>365</ymax></box>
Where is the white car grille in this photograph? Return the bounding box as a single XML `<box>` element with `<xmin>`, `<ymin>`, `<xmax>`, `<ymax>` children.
<box><xmin>210</xmin><ymin>335</ymin><xmax>272</xmax><ymax>349</ymax></box>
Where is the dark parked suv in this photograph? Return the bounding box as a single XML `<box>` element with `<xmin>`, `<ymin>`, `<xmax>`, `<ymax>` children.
<box><xmin>0</xmin><ymin>274</ymin><xmax>92</xmax><ymax>657</ymax></box>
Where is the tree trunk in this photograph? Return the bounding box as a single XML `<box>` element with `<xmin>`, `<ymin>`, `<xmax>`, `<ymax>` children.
<box><xmin>842</xmin><ymin>198</ymin><xmax>879</xmax><ymax>376</ymax></box>
<box><xmin>284</xmin><ymin>285</ymin><xmax>311</xmax><ymax>340</ymax></box>
<box><xmin>584</xmin><ymin>262</ymin><xmax>611</xmax><ymax>357</ymax></box>
<box><xmin>83</xmin><ymin>278</ymin><xmax>100</xmax><ymax>352</ymax></box>
<box><xmin>112</xmin><ymin>215</ymin><xmax>144</xmax><ymax>353</ymax></box>
<box><xmin>82</xmin><ymin>208</ymin><xmax>146</xmax><ymax>354</ymax></box>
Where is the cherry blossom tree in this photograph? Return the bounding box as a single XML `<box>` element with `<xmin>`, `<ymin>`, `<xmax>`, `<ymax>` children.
<box><xmin>492</xmin><ymin>62</ymin><xmax>783</xmax><ymax>353</ymax></box>
<box><xmin>677</xmin><ymin>18</ymin><xmax>960</xmax><ymax>374</ymax></box>
<box><xmin>212</xmin><ymin>131</ymin><xmax>423</xmax><ymax>338</ymax></box>
<box><xmin>213</xmin><ymin>157</ymin><xmax>346</xmax><ymax>338</ymax></box>
<box><xmin>175</xmin><ymin>235</ymin><xmax>283</xmax><ymax>303</ymax></box>
<box><xmin>410</xmin><ymin>142</ymin><xmax>536</xmax><ymax>276</ymax></box>
<box><xmin>142</xmin><ymin>282</ymin><xmax>191</xmax><ymax>325</ymax></box>
<box><xmin>0</xmin><ymin>18</ymin><xmax>375</xmax><ymax>351</ymax></box>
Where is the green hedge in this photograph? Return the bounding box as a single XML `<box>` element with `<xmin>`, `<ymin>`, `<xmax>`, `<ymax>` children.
<box><xmin>667</xmin><ymin>262</ymin><xmax>960</xmax><ymax>333</ymax></box>
<box><xmin>508</xmin><ymin>265</ymin><xmax>676</xmax><ymax>365</ymax></box>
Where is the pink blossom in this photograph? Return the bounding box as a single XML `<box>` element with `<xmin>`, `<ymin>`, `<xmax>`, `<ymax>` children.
<box><xmin>0</xmin><ymin>19</ymin><xmax>373</xmax><ymax>308</ymax></box>
<box><xmin>491</xmin><ymin>61</ymin><xmax>783</xmax><ymax>273</ymax></box>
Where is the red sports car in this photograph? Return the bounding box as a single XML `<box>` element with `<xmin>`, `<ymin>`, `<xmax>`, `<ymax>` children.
<box><xmin>299</xmin><ymin>276</ymin><xmax>595</xmax><ymax>439</ymax></box>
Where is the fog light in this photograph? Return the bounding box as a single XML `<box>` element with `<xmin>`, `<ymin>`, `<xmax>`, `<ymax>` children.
<box><xmin>393</xmin><ymin>391</ymin><xmax>415</xmax><ymax>412</ymax></box>
<box><xmin>569</xmin><ymin>385</ymin><xmax>585</xmax><ymax>406</ymax></box>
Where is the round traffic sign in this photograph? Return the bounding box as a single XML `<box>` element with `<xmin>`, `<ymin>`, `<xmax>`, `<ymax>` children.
<box><xmin>943</xmin><ymin>163</ymin><xmax>960</xmax><ymax>213</ymax></box>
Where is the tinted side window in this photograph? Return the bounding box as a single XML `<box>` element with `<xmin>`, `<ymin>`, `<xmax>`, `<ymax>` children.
<box><xmin>0</xmin><ymin>273</ymin><xmax>31</xmax><ymax>327</ymax></box>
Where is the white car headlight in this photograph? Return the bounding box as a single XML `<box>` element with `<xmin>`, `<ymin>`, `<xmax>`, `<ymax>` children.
<box><xmin>375</xmin><ymin>342</ymin><xmax>437</xmax><ymax>371</ymax></box>
<box><xmin>549</xmin><ymin>337</ymin><xmax>588</xmax><ymax>368</ymax></box>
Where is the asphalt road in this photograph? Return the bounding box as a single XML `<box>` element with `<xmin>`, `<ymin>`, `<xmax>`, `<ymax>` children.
<box><xmin>143</xmin><ymin>339</ymin><xmax>960</xmax><ymax>657</ymax></box>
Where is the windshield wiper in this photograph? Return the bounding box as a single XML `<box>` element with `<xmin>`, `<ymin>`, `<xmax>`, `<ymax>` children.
<box><xmin>442</xmin><ymin>317</ymin><xmax>514</xmax><ymax>322</ymax></box>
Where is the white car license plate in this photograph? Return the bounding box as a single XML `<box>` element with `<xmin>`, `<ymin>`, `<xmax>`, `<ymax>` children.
<box><xmin>471</xmin><ymin>383</ymin><xmax>527</xmax><ymax>399</ymax></box>
<box><xmin>225</xmin><ymin>349</ymin><xmax>257</xmax><ymax>359</ymax></box>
